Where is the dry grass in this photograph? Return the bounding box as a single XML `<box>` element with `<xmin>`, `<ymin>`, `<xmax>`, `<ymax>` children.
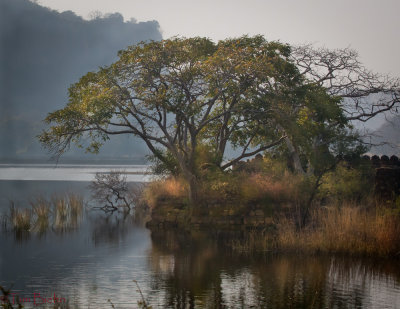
<box><xmin>6</xmin><ymin>193</ymin><xmax>84</xmax><ymax>234</ymax></box>
<box><xmin>239</xmin><ymin>171</ymin><xmax>306</xmax><ymax>203</ymax></box>
<box><xmin>143</xmin><ymin>177</ymin><xmax>187</xmax><ymax>209</ymax></box>
<box><xmin>68</xmin><ymin>193</ymin><xmax>84</xmax><ymax>216</ymax></box>
<box><xmin>308</xmin><ymin>205</ymin><xmax>400</xmax><ymax>256</ymax></box>
<box><xmin>30</xmin><ymin>197</ymin><xmax>51</xmax><ymax>232</ymax></box>
<box><xmin>31</xmin><ymin>197</ymin><xmax>51</xmax><ymax>220</ymax></box>
<box><xmin>142</xmin><ymin>159</ymin><xmax>310</xmax><ymax>209</ymax></box>
<box><xmin>9</xmin><ymin>203</ymin><xmax>32</xmax><ymax>232</ymax></box>
<box><xmin>233</xmin><ymin>203</ymin><xmax>400</xmax><ymax>257</ymax></box>
<box><xmin>142</xmin><ymin>160</ymin><xmax>400</xmax><ymax>257</ymax></box>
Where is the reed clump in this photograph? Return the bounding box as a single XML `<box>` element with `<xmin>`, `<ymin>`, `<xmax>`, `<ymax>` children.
<box><xmin>31</xmin><ymin>197</ymin><xmax>51</xmax><ymax>232</ymax></box>
<box><xmin>9</xmin><ymin>203</ymin><xmax>32</xmax><ymax>232</ymax></box>
<box><xmin>5</xmin><ymin>193</ymin><xmax>84</xmax><ymax>234</ymax></box>
<box><xmin>68</xmin><ymin>193</ymin><xmax>84</xmax><ymax>216</ymax></box>
<box><xmin>232</xmin><ymin>202</ymin><xmax>400</xmax><ymax>257</ymax></box>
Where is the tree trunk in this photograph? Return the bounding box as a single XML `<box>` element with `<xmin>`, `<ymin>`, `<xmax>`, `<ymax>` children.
<box><xmin>285</xmin><ymin>137</ymin><xmax>305</xmax><ymax>174</ymax></box>
<box><xmin>179</xmin><ymin>161</ymin><xmax>199</xmax><ymax>205</ymax></box>
<box><xmin>188</xmin><ymin>174</ymin><xmax>198</xmax><ymax>204</ymax></box>
<box><xmin>179</xmin><ymin>167</ymin><xmax>199</xmax><ymax>204</ymax></box>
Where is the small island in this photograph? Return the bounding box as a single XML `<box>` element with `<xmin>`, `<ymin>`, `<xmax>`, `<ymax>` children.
<box><xmin>38</xmin><ymin>36</ymin><xmax>400</xmax><ymax>258</ymax></box>
<box><xmin>3</xmin><ymin>1</ymin><xmax>400</xmax><ymax>307</ymax></box>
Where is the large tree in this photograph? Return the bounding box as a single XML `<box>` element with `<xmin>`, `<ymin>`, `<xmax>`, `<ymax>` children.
<box><xmin>39</xmin><ymin>36</ymin><xmax>400</xmax><ymax>202</ymax></box>
<box><xmin>39</xmin><ymin>36</ymin><xmax>299</xmax><ymax>202</ymax></box>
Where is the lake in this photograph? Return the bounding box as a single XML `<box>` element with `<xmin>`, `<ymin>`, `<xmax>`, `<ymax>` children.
<box><xmin>1</xmin><ymin>165</ymin><xmax>400</xmax><ymax>308</ymax></box>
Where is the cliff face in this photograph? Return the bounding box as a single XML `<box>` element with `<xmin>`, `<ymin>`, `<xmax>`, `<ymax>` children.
<box><xmin>0</xmin><ymin>0</ymin><xmax>162</xmax><ymax>161</ymax></box>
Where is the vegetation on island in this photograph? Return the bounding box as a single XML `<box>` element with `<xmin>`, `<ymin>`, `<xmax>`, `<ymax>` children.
<box><xmin>38</xmin><ymin>36</ymin><xmax>400</xmax><ymax>257</ymax></box>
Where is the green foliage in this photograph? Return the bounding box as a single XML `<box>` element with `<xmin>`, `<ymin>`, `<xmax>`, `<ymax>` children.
<box><xmin>270</xmin><ymin>83</ymin><xmax>365</xmax><ymax>175</ymax></box>
<box><xmin>146</xmin><ymin>149</ymin><xmax>180</xmax><ymax>176</ymax></box>
<box><xmin>318</xmin><ymin>161</ymin><xmax>374</xmax><ymax>203</ymax></box>
<box><xmin>38</xmin><ymin>36</ymin><xmax>370</xmax><ymax>203</ymax></box>
<box><xmin>38</xmin><ymin>36</ymin><xmax>301</xmax><ymax>166</ymax></box>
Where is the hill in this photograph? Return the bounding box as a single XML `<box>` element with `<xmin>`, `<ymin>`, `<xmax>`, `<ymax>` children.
<box><xmin>0</xmin><ymin>0</ymin><xmax>162</xmax><ymax>162</ymax></box>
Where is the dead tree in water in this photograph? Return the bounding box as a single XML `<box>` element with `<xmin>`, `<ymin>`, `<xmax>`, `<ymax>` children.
<box><xmin>89</xmin><ymin>170</ymin><xmax>133</xmax><ymax>212</ymax></box>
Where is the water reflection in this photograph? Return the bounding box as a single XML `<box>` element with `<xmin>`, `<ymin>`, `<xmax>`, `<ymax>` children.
<box><xmin>89</xmin><ymin>210</ymin><xmax>137</xmax><ymax>246</ymax></box>
<box><xmin>147</xmin><ymin>229</ymin><xmax>400</xmax><ymax>308</ymax></box>
<box><xmin>1</xmin><ymin>181</ymin><xmax>400</xmax><ymax>308</ymax></box>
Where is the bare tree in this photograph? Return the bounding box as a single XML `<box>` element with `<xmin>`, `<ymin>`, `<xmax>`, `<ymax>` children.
<box><xmin>89</xmin><ymin>171</ymin><xmax>134</xmax><ymax>212</ymax></box>
<box><xmin>279</xmin><ymin>45</ymin><xmax>400</xmax><ymax>174</ymax></box>
<box><xmin>291</xmin><ymin>45</ymin><xmax>400</xmax><ymax>122</ymax></box>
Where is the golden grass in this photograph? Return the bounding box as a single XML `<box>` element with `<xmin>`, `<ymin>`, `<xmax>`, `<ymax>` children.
<box><xmin>142</xmin><ymin>170</ymin><xmax>310</xmax><ymax>220</ymax></box>
<box><xmin>30</xmin><ymin>197</ymin><xmax>51</xmax><ymax>233</ymax></box>
<box><xmin>142</xmin><ymin>162</ymin><xmax>400</xmax><ymax>257</ymax></box>
<box><xmin>239</xmin><ymin>171</ymin><xmax>306</xmax><ymax>203</ymax></box>
<box><xmin>6</xmin><ymin>193</ymin><xmax>84</xmax><ymax>234</ymax></box>
<box><xmin>9</xmin><ymin>203</ymin><xmax>32</xmax><ymax>232</ymax></box>
<box><xmin>31</xmin><ymin>197</ymin><xmax>51</xmax><ymax>220</ymax></box>
<box><xmin>143</xmin><ymin>177</ymin><xmax>187</xmax><ymax>209</ymax></box>
<box><xmin>68</xmin><ymin>193</ymin><xmax>84</xmax><ymax>216</ymax></box>
<box><xmin>233</xmin><ymin>203</ymin><xmax>400</xmax><ymax>257</ymax></box>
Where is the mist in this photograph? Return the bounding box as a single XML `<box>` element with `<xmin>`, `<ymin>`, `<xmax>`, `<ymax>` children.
<box><xmin>0</xmin><ymin>0</ymin><xmax>162</xmax><ymax>163</ymax></box>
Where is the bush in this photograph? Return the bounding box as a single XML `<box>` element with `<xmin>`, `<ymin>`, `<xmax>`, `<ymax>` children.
<box><xmin>318</xmin><ymin>161</ymin><xmax>374</xmax><ymax>203</ymax></box>
<box><xmin>142</xmin><ymin>177</ymin><xmax>188</xmax><ymax>210</ymax></box>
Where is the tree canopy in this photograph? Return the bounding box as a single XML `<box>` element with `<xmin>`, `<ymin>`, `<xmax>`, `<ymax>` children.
<box><xmin>39</xmin><ymin>36</ymin><xmax>400</xmax><ymax>202</ymax></box>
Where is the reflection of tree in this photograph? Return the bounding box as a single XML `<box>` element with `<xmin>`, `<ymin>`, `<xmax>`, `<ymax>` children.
<box><xmin>251</xmin><ymin>255</ymin><xmax>329</xmax><ymax>309</ymax></box>
<box><xmin>148</xmin><ymin>230</ymin><xmax>226</xmax><ymax>308</ymax></box>
<box><xmin>147</xmin><ymin>229</ymin><xmax>400</xmax><ymax>308</ymax></box>
<box><xmin>89</xmin><ymin>211</ymin><xmax>135</xmax><ymax>246</ymax></box>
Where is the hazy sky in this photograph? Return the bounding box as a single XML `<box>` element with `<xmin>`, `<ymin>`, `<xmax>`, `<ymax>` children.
<box><xmin>36</xmin><ymin>0</ymin><xmax>400</xmax><ymax>77</ymax></box>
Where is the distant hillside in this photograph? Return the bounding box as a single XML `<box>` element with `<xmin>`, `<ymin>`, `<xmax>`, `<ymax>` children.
<box><xmin>369</xmin><ymin>115</ymin><xmax>400</xmax><ymax>156</ymax></box>
<box><xmin>0</xmin><ymin>0</ymin><xmax>162</xmax><ymax>162</ymax></box>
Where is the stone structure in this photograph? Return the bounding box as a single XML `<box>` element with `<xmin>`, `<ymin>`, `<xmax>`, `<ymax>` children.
<box><xmin>234</xmin><ymin>154</ymin><xmax>400</xmax><ymax>201</ymax></box>
<box><xmin>362</xmin><ymin>155</ymin><xmax>400</xmax><ymax>201</ymax></box>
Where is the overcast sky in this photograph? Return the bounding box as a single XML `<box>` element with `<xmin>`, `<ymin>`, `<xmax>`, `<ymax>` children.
<box><xmin>36</xmin><ymin>0</ymin><xmax>400</xmax><ymax>77</ymax></box>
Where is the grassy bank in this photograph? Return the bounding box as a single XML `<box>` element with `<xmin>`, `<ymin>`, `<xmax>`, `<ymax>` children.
<box><xmin>231</xmin><ymin>203</ymin><xmax>400</xmax><ymax>257</ymax></box>
<box><xmin>141</xmin><ymin>157</ymin><xmax>400</xmax><ymax>257</ymax></box>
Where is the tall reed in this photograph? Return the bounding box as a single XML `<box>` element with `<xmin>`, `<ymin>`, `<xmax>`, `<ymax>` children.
<box><xmin>233</xmin><ymin>203</ymin><xmax>400</xmax><ymax>257</ymax></box>
<box><xmin>4</xmin><ymin>193</ymin><xmax>84</xmax><ymax>235</ymax></box>
<box><xmin>9</xmin><ymin>202</ymin><xmax>32</xmax><ymax>232</ymax></box>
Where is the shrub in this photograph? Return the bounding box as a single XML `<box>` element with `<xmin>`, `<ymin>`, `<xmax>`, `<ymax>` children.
<box><xmin>142</xmin><ymin>177</ymin><xmax>187</xmax><ymax>210</ymax></box>
<box><xmin>318</xmin><ymin>161</ymin><xmax>374</xmax><ymax>203</ymax></box>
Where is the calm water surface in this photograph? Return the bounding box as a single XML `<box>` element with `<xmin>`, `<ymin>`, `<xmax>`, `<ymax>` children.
<box><xmin>1</xmin><ymin>165</ymin><xmax>400</xmax><ymax>308</ymax></box>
